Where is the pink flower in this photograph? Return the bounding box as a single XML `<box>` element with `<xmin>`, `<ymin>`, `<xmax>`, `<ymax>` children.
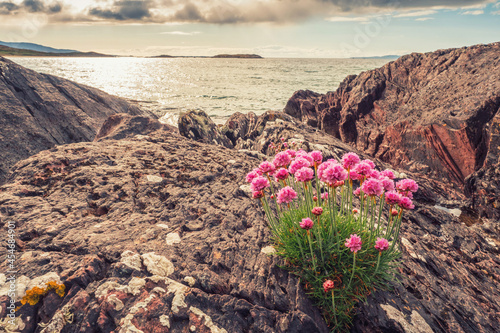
<box><xmin>352</xmin><ymin>208</ymin><xmax>359</xmax><ymax>214</ymax></box>
<box><xmin>296</xmin><ymin>150</ymin><xmax>314</xmax><ymax>164</ymax></box>
<box><xmin>289</xmin><ymin>157</ymin><xmax>311</xmax><ymax>175</ymax></box>
<box><xmin>396</xmin><ymin>179</ymin><xmax>419</xmax><ymax>193</ymax></box>
<box><xmin>295</xmin><ymin>167</ymin><xmax>314</xmax><ymax>182</ymax></box>
<box><xmin>285</xmin><ymin>149</ymin><xmax>297</xmax><ymax>158</ymax></box>
<box><xmin>399</xmin><ymin>197</ymin><xmax>415</xmax><ymax>210</ymax></box>
<box><xmin>345</xmin><ymin>234</ymin><xmax>362</xmax><ymax>253</ymax></box>
<box><xmin>353</xmin><ymin>162</ymin><xmax>373</xmax><ymax>178</ymax></box>
<box><xmin>333</xmin><ymin>180</ymin><xmax>345</xmax><ymax>188</ymax></box>
<box><xmin>313</xmin><ymin>196</ymin><xmax>318</xmax><ymax>201</ymax></box>
<box><xmin>259</xmin><ymin>161</ymin><xmax>276</xmax><ymax>175</ymax></box>
<box><xmin>312</xmin><ymin>207</ymin><xmax>323</xmax><ymax>216</ymax></box>
<box><xmin>309</xmin><ymin>151</ymin><xmax>323</xmax><ymax>163</ymax></box>
<box><xmin>362</xmin><ymin>159</ymin><xmax>376</xmax><ymax>169</ymax></box>
<box><xmin>341</xmin><ymin>152</ymin><xmax>360</xmax><ymax>170</ymax></box>
<box><xmin>320</xmin><ymin>163</ymin><xmax>348</xmax><ymax>184</ymax></box>
<box><xmin>380</xmin><ymin>177</ymin><xmax>395</xmax><ymax>192</ymax></box>
<box><xmin>281</xmin><ymin>137</ymin><xmax>285</xmax><ymax>141</ymax></box>
<box><xmin>300</xmin><ymin>217</ymin><xmax>314</xmax><ymax>230</ymax></box>
<box><xmin>274</xmin><ymin>168</ymin><xmax>289</xmax><ymax>181</ymax></box>
<box><xmin>391</xmin><ymin>209</ymin><xmax>399</xmax><ymax>216</ymax></box>
<box><xmin>277</xmin><ymin>186</ymin><xmax>297</xmax><ymax>204</ymax></box>
<box><xmin>370</xmin><ymin>170</ymin><xmax>381</xmax><ymax>179</ymax></box>
<box><xmin>252</xmin><ymin>191</ymin><xmax>264</xmax><ymax>199</ymax></box>
<box><xmin>283</xmin><ymin>142</ymin><xmax>288</xmax><ymax>148</ymax></box>
<box><xmin>273</xmin><ymin>152</ymin><xmax>292</xmax><ymax>168</ymax></box>
<box><xmin>323</xmin><ymin>280</ymin><xmax>335</xmax><ymax>293</ymax></box>
<box><xmin>250</xmin><ymin>176</ymin><xmax>269</xmax><ymax>192</ymax></box>
<box><xmin>317</xmin><ymin>160</ymin><xmax>335</xmax><ymax>180</ymax></box>
<box><xmin>353</xmin><ymin>187</ymin><xmax>361</xmax><ymax>196</ymax></box>
<box><xmin>385</xmin><ymin>191</ymin><xmax>402</xmax><ymax>205</ymax></box>
<box><xmin>245</xmin><ymin>168</ymin><xmax>262</xmax><ymax>183</ymax></box>
<box><xmin>361</xmin><ymin>178</ymin><xmax>384</xmax><ymax>197</ymax></box>
<box><xmin>349</xmin><ymin>170</ymin><xmax>362</xmax><ymax>181</ymax></box>
<box><xmin>321</xmin><ymin>192</ymin><xmax>328</xmax><ymax>200</ymax></box>
<box><xmin>381</xmin><ymin>169</ymin><xmax>395</xmax><ymax>180</ymax></box>
<box><xmin>375</xmin><ymin>238</ymin><xmax>389</xmax><ymax>252</ymax></box>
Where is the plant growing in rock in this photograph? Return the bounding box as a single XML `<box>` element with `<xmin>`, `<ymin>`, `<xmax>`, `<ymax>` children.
<box><xmin>246</xmin><ymin>142</ymin><xmax>417</xmax><ymax>331</ymax></box>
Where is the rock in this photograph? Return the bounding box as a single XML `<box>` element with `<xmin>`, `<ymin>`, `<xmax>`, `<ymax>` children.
<box><xmin>0</xmin><ymin>131</ymin><xmax>328</xmax><ymax>333</ymax></box>
<box><xmin>0</xmin><ymin>56</ymin><xmax>149</xmax><ymax>184</ymax></box>
<box><xmin>178</xmin><ymin>110</ymin><xmax>233</xmax><ymax>148</ymax></box>
<box><xmin>94</xmin><ymin>113</ymin><xmax>175</xmax><ymax>142</ymax></box>
<box><xmin>284</xmin><ymin>42</ymin><xmax>500</xmax><ymax>191</ymax></box>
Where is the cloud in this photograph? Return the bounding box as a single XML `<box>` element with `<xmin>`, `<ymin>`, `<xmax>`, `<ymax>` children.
<box><xmin>415</xmin><ymin>17</ymin><xmax>434</xmax><ymax>21</ymax></box>
<box><xmin>461</xmin><ymin>9</ymin><xmax>484</xmax><ymax>14</ymax></box>
<box><xmin>160</xmin><ymin>30</ymin><xmax>201</xmax><ymax>35</ymax></box>
<box><xmin>326</xmin><ymin>16</ymin><xmax>370</xmax><ymax>22</ymax></box>
<box><xmin>393</xmin><ymin>10</ymin><xmax>437</xmax><ymax>18</ymax></box>
<box><xmin>0</xmin><ymin>0</ymin><xmax>495</xmax><ymax>24</ymax></box>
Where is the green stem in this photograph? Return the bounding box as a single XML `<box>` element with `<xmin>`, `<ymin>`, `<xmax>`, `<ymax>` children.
<box><xmin>307</xmin><ymin>230</ymin><xmax>317</xmax><ymax>273</ymax></box>
<box><xmin>331</xmin><ymin>290</ymin><xmax>338</xmax><ymax>329</ymax></box>
<box><xmin>347</xmin><ymin>252</ymin><xmax>357</xmax><ymax>289</ymax></box>
<box><xmin>374</xmin><ymin>252</ymin><xmax>381</xmax><ymax>274</ymax></box>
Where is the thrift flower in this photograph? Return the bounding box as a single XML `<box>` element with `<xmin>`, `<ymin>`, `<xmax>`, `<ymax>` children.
<box><xmin>399</xmin><ymin>197</ymin><xmax>415</xmax><ymax>210</ymax></box>
<box><xmin>252</xmin><ymin>191</ymin><xmax>264</xmax><ymax>199</ymax></box>
<box><xmin>385</xmin><ymin>191</ymin><xmax>402</xmax><ymax>205</ymax></box>
<box><xmin>323</xmin><ymin>280</ymin><xmax>335</xmax><ymax>293</ymax></box>
<box><xmin>289</xmin><ymin>157</ymin><xmax>311</xmax><ymax>175</ymax></box>
<box><xmin>259</xmin><ymin>161</ymin><xmax>276</xmax><ymax>175</ymax></box>
<box><xmin>300</xmin><ymin>217</ymin><xmax>314</xmax><ymax>230</ymax></box>
<box><xmin>309</xmin><ymin>151</ymin><xmax>323</xmax><ymax>164</ymax></box>
<box><xmin>250</xmin><ymin>176</ymin><xmax>269</xmax><ymax>192</ymax></box>
<box><xmin>391</xmin><ymin>209</ymin><xmax>399</xmax><ymax>216</ymax></box>
<box><xmin>396</xmin><ymin>179</ymin><xmax>419</xmax><ymax>193</ymax></box>
<box><xmin>312</xmin><ymin>207</ymin><xmax>323</xmax><ymax>216</ymax></box>
<box><xmin>321</xmin><ymin>192</ymin><xmax>328</xmax><ymax>200</ymax></box>
<box><xmin>353</xmin><ymin>187</ymin><xmax>361</xmax><ymax>196</ymax></box>
<box><xmin>370</xmin><ymin>170</ymin><xmax>381</xmax><ymax>179</ymax></box>
<box><xmin>345</xmin><ymin>234</ymin><xmax>362</xmax><ymax>253</ymax></box>
<box><xmin>295</xmin><ymin>167</ymin><xmax>314</xmax><ymax>182</ymax></box>
<box><xmin>285</xmin><ymin>149</ymin><xmax>297</xmax><ymax>158</ymax></box>
<box><xmin>361</xmin><ymin>178</ymin><xmax>384</xmax><ymax>197</ymax></box>
<box><xmin>296</xmin><ymin>150</ymin><xmax>314</xmax><ymax>164</ymax></box>
<box><xmin>362</xmin><ymin>159</ymin><xmax>376</xmax><ymax>169</ymax></box>
<box><xmin>375</xmin><ymin>238</ymin><xmax>389</xmax><ymax>252</ymax></box>
<box><xmin>245</xmin><ymin>168</ymin><xmax>262</xmax><ymax>183</ymax></box>
<box><xmin>381</xmin><ymin>169</ymin><xmax>395</xmax><ymax>180</ymax></box>
<box><xmin>320</xmin><ymin>163</ymin><xmax>348</xmax><ymax>184</ymax></box>
<box><xmin>313</xmin><ymin>196</ymin><xmax>318</xmax><ymax>201</ymax></box>
<box><xmin>352</xmin><ymin>208</ymin><xmax>359</xmax><ymax>214</ymax></box>
<box><xmin>317</xmin><ymin>160</ymin><xmax>335</xmax><ymax>180</ymax></box>
<box><xmin>380</xmin><ymin>177</ymin><xmax>395</xmax><ymax>192</ymax></box>
<box><xmin>274</xmin><ymin>168</ymin><xmax>289</xmax><ymax>182</ymax></box>
<box><xmin>353</xmin><ymin>162</ymin><xmax>373</xmax><ymax>178</ymax></box>
<box><xmin>277</xmin><ymin>186</ymin><xmax>297</xmax><ymax>204</ymax></box>
<box><xmin>273</xmin><ymin>152</ymin><xmax>291</xmax><ymax>168</ymax></box>
<box><xmin>341</xmin><ymin>152</ymin><xmax>360</xmax><ymax>170</ymax></box>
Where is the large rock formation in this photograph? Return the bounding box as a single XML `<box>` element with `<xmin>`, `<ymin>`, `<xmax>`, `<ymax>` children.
<box><xmin>284</xmin><ymin>42</ymin><xmax>500</xmax><ymax>192</ymax></box>
<box><xmin>0</xmin><ymin>56</ymin><xmax>148</xmax><ymax>183</ymax></box>
<box><xmin>1</xmin><ymin>114</ymin><xmax>499</xmax><ymax>332</ymax></box>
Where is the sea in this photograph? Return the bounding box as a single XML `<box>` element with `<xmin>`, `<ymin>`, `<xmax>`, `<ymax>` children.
<box><xmin>10</xmin><ymin>57</ymin><xmax>390</xmax><ymax>125</ymax></box>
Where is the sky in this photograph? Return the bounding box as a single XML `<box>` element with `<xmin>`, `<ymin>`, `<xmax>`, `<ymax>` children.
<box><xmin>0</xmin><ymin>0</ymin><xmax>499</xmax><ymax>57</ymax></box>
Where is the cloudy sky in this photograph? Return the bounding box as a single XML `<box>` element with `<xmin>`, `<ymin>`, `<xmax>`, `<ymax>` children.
<box><xmin>0</xmin><ymin>0</ymin><xmax>499</xmax><ymax>57</ymax></box>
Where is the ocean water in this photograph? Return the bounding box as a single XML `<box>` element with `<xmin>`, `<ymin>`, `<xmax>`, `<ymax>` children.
<box><xmin>10</xmin><ymin>57</ymin><xmax>389</xmax><ymax>124</ymax></box>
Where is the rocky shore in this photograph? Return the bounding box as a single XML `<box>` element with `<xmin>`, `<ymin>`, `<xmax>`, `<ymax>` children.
<box><xmin>0</xmin><ymin>43</ymin><xmax>499</xmax><ymax>332</ymax></box>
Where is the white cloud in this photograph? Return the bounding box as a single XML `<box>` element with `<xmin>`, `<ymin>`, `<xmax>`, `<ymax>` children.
<box><xmin>415</xmin><ymin>17</ymin><xmax>434</xmax><ymax>21</ymax></box>
<box><xmin>326</xmin><ymin>16</ymin><xmax>370</xmax><ymax>22</ymax></box>
<box><xmin>394</xmin><ymin>10</ymin><xmax>437</xmax><ymax>18</ymax></box>
<box><xmin>492</xmin><ymin>10</ymin><xmax>500</xmax><ymax>14</ymax></box>
<box><xmin>161</xmin><ymin>31</ymin><xmax>201</xmax><ymax>35</ymax></box>
<box><xmin>461</xmin><ymin>9</ymin><xmax>484</xmax><ymax>14</ymax></box>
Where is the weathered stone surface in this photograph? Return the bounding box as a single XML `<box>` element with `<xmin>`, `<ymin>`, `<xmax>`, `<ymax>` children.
<box><xmin>0</xmin><ymin>56</ymin><xmax>148</xmax><ymax>184</ymax></box>
<box><xmin>94</xmin><ymin>113</ymin><xmax>175</xmax><ymax>142</ymax></box>
<box><xmin>178</xmin><ymin>109</ymin><xmax>233</xmax><ymax>148</ymax></box>
<box><xmin>0</xmin><ymin>131</ymin><xmax>328</xmax><ymax>333</ymax></box>
<box><xmin>284</xmin><ymin>42</ymin><xmax>500</xmax><ymax>190</ymax></box>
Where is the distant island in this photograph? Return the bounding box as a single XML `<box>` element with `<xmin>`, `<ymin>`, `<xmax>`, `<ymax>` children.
<box><xmin>0</xmin><ymin>41</ymin><xmax>77</xmax><ymax>54</ymax></box>
<box><xmin>212</xmin><ymin>54</ymin><xmax>263</xmax><ymax>59</ymax></box>
<box><xmin>150</xmin><ymin>54</ymin><xmax>263</xmax><ymax>59</ymax></box>
<box><xmin>350</xmin><ymin>55</ymin><xmax>400</xmax><ymax>60</ymax></box>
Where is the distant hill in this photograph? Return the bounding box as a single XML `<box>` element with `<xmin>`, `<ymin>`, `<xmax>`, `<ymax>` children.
<box><xmin>212</xmin><ymin>54</ymin><xmax>263</xmax><ymax>59</ymax></box>
<box><xmin>0</xmin><ymin>45</ymin><xmax>114</xmax><ymax>57</ymax></box>
<box><xmin>0</xmin><ymin>41</ymin><xmax>77</xmax><ymax>53</ymax></box>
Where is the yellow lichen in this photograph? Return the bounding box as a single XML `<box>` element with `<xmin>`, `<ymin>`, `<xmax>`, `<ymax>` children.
<box><xmin>19</xmin><ymin>281</ymin><xmax>66</xmax><ymax>307</ymax></box>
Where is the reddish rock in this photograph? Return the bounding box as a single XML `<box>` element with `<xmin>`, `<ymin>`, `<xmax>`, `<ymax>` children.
<box><xmin>284</xmin><ymin>42</ymin><xmax>500</xmax><ymax>190</ymax></box>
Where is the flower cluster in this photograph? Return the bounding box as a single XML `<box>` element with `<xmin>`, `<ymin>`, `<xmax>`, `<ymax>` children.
<box><xmin>246</xmin><ymin>145</ymin><xmax>418</xmax><ymax>331</ymax></box>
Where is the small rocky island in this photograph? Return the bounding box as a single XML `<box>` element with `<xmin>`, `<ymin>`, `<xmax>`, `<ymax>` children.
<box><xmin>212</xmin><ymin>54</ymin><xmax>263</xmax><ymax>59</ymax></box>
<box><xmin>0</xmin><ymin>43</ymin><xmax>498</xmax><ymax>333</ymax></box>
